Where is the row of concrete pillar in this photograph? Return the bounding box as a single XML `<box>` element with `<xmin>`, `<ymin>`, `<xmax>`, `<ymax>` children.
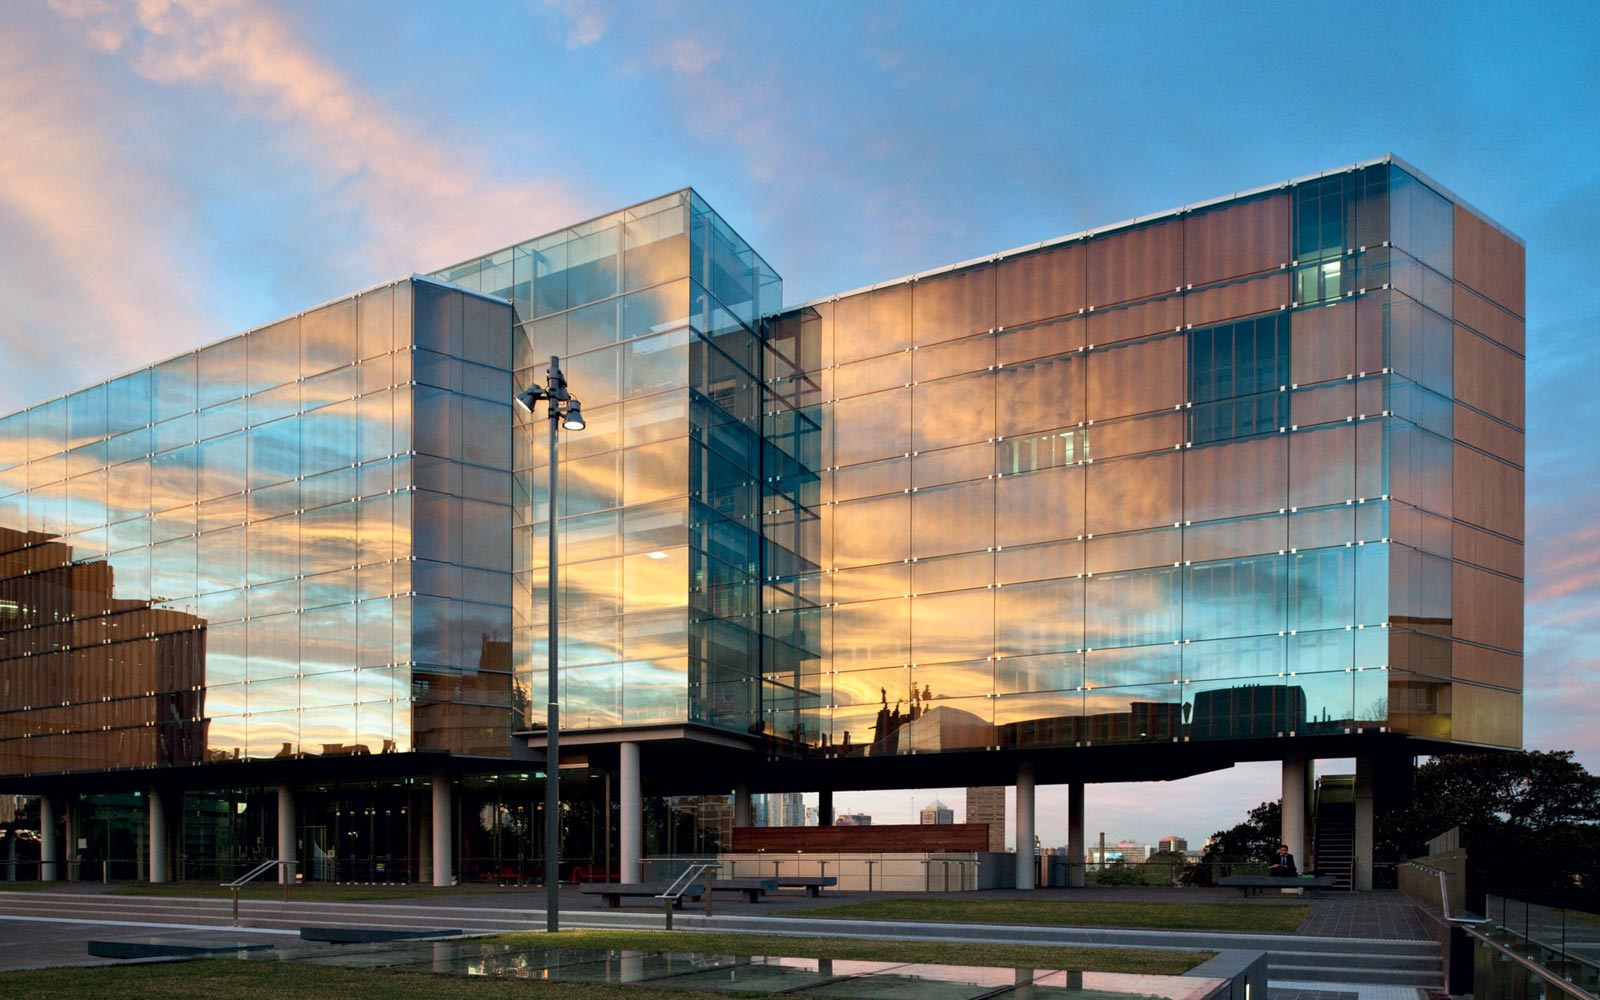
<box><xmin>26</xmin><ymin>749</ymin><xmax>1372</xmax><ymax>888</ymax></box>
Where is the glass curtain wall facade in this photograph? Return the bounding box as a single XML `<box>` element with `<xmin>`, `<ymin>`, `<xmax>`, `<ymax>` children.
<box><xmin>0</xmin><ymin>276</ymin><xmax>516</xmax><ymax>777</ymax></box>
<box><xmin>761</xmin><ymin>161</ymin><xmax>1524</xmax><ymax>759</ymax></box>
<box><xmin>429</xmin><ymin>190</ymin><xmax>781</xmax><ymax>739</ymax></box>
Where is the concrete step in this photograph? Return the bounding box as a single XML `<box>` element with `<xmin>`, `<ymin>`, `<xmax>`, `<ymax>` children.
<box><xmin>1268</xmin><ymin>949</ymin><xmax>1439</xmax><ymax>972</ymax></box>
<box><xmin>1270</xmin><ymin>962</ymin><xmax>1442</xmax><ymax>987</ymax></box>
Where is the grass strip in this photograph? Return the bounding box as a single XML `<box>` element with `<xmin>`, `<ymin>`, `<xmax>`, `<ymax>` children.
<box><xmin>793</xmin><ymin>897</ymin><xmax>1309</xmax><ymax>934</ymax></box>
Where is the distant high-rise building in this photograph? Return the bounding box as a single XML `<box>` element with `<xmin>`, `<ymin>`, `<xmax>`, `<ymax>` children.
<box><xmin>754</xmin><ymin>792</ymin><xmax>806</xmax><ymax>827</ymax></box>
<box><xmin>1158</xmin><ymin>836</ymin><xmax>1188</xmax><ymax>854</ymax></box>
<box><xmin>920</xmin><ymin>799</ymin><xmax>954</xmax><ymax>825</ymax></box>
<box><xmin>834</xmin><ymin>812</ymin><xmax>872</xmax><ymax>826</ymax></box>
<box><xmin>966</xmin><ymin>786</ymin><xmax>1005</xmax><ymax>851</ymax></box>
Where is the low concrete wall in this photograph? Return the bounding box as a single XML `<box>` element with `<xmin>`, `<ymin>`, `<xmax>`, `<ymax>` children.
<box><xmin>1185</xmin><ymin>950</ymin><xmax>1269</xmax><ymax>1000</ymax></box>
<box><xmin>708</xmin><ymin>852</ymin><xmax>981</xmax><ymax>891</ymax></box>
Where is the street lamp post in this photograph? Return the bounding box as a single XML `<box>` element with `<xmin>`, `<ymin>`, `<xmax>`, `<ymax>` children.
<box><xmin>515</xmin><ymin>355</ymin><xmax>585</xmax><ymax>933</ymax></box>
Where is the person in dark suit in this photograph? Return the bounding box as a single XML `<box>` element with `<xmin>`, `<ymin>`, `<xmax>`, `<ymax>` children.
<box><xmin>1269</xmin><ymin>844</ymin><xmax>1297</xmax><ymax>876</ymax></box>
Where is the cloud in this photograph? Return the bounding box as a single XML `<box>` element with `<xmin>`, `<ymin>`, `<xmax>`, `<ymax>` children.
<box><xmin>545</xmin><ymin>0</ymin><xmax>611</xmax><ymax>49</ymax></box>
<box><xmin>51</xmin><ymin>0</ymin><xmax>588</xmax><ymax>276</ymax></box>
<box><xmin>0</xmin><ymin>15</ymin><xmax>219</xmax><ymax>412</ymax></box>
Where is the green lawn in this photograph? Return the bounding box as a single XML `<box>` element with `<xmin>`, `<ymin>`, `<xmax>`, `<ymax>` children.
<box><xmin>109</xmin><ymin>882</ymin><xmax>525</xmax><ymax>902</ymax></box>
<box><xmin>488</xmin><ymin>929</ymin><xmax>1210</xmax><ymax>975</ymax></box>
<box><xmin>0</xmin><ymin>882</ymin><xmax>62</xmax><ymax>893</ymax></box>
<box><xmin>795</xmin><ymin>897</ymin><xmax>1309</xmax><ymax>934</ymax></box>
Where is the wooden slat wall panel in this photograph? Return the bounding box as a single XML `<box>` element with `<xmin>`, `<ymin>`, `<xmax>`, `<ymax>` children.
<box><xmin>1086</xmin><ymin>295</ymin><xmax>1182</xmax><ymax>347</ymax></box>
<box><xmin>1454</xmin><ymin>406</ymin><xmax>1524</xmax><ymax>467</ymax></box>
<box><xmin>1452</xmin><ymin>642</ymin><xmax>1523</xmax><ymax>689</ymax></box>
<box><xmin>1452</xmin><ymin>563</ymin><xmax>1522</xmax><ymax>651</ymax></box>
<box><xmin>1184</xmin><ymin>193</ymin><xmax>1290</xmax><ymax>288</ymax></box>
<box><xmin>1085</xmin><ymin>451</ymin><xmax>1182</xmax><ymax>535</ymax></box>
<box><xmin>1184</xmin><ymin>436</ymin><xmax>1287</xmax><ymax>523</ymax></box>
<box><xmin>1088</xmin><ymin>219</ymin><xmax>1184</xmax><ymax>309</ymax></box>
<box><xmin>914</xmin><ymin>266</ymin><xmax>997</xmax><ymax>347</ymax></box>
<box><xmin>1183</xmin><ymin>275</ymin><xmax>1287</xmax><ymax>329</ymax></box>
<box><xmin>1453</xmin><ymin>286</ymin><xmax>1524</xmax><ymax>355</ymax></box>
<box><xmin>1452</xmin><ymin>521</ymin><xmax>1523</xmax><ymax>580</ymax></box>
<box><xmin>1453</xmin><ymin>205</ymin><xmax>1525</xmax><ymax>317</ymax></box>
<box><xmin>1454</xmin><ymin>326</ymin><xmax>1525</xmax><ymax>428</ymax></box>
<box><xmin>1291</xmin><ymin>301</ymin><xmax>1356</xmax><ymax>386</ymax></box>
<box><xmin>1452</xmin><ymin>445</ymin><xmax>1524</xmax><ymax>541</ymax></box>
<box><xmin>1449</xmin><ymin>683</ymin><xmax>1521</xmax><ymax>749</ymax></box>
<box><xmin>997</xmin><ymin>243</ymin><xmax>1086</xmax><ymax>329</ymax></box>
<box><xmin>1086</xmin><ymin>334</ymin><xmax>1184</xmax><ymax>421</ymax></box>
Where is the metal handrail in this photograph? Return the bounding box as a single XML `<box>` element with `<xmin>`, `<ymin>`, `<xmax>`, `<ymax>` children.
<box><xmin>657</xmin><ymin>862</ymin><xmax>718</xmax><ymax>930</ymax></box>
<box><xmin>1463</xmin><ymin>923</ymin><xmax>1597</xmax><ymax>1000</ymax></box>
<box><xmin>1404</xmin><ymin>860</ymin><xmax>1487</xmax><ymax>925</ymax></box>
<box><xmin>221</xmin><ymin>859</ymin><xmax>296</xmax><ymax>925</ymax></box>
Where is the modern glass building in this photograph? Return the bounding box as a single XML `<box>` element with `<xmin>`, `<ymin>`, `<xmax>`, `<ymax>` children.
<box><xmin>0</xmin><ymin>157</ymin><xmax>1523</xmax><ymax>889</ymax></box>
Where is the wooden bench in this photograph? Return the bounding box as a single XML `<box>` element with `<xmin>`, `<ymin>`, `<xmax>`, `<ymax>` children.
<box><xmin>579</xmin><ymin>882</ymin><xmax>705</xmax><ymax>909</ymax></box>
<box><xmin>775</xmin><ymin>876</ymin><xmax>838</xmax><ymax>897</ymax></box>
<box><xmin>1218</xmin><ymin>874</ymin><xmax>1338</xmax><ymax>897</ymax></box>
<box><xmin>710</xmin><ymin>877</ymin><xmax>779</xmax><ymax>902</ymax></box>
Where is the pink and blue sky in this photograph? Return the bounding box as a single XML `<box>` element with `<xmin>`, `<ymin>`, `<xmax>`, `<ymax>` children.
<box><xmin>2</xmin><ymin>0</ymin><xmax>1595</xmax><ymax>845</ymax></box>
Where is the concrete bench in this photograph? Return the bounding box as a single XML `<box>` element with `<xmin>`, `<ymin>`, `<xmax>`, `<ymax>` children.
<box><xmin>775</xmin><ymin>876</ymin><xmax>838</xmax><ymax>897</ymax></box>
<box><xmin>710</xmin><ymin>877</ymin><xmax>780</xmax><ymax>902</ymax></box>
<box><xmin>1218</xmin><ymin>874</ymin><xmax>1338</xmax><ymax>897</ymax></box>
<box><xmin>579</xmin><ymin>882</ymin><xmax>705</xmax><ymax>909</ymax></box>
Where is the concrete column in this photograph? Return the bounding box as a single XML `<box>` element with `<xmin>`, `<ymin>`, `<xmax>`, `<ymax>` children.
<box><xmin>733</xmin><ymin>782</ymin><xmax>752</xmax><ymax>828</ymax></box>
<box><xmin>39</xmin><ymin>796</ymin><xmax>58</xmax><ymax>882</ymax></box>
<box><xmin>1281</xmin><ymin>754</ymin><xmax>1308</xmax><ymax>865</ymax></box>
<box><xmin>1067</xmin><ymin>781</ymin><xmax>1085</xmax><ymax>888</ymax></box>
<box><xmin>1354</xmin><ymin>757</ymin><xmax>1375</xmax><ymax>891</ymax></box>
<box><xmin>5</xmin><ymin>822</ymin><xmax>15</xmax><ymax>881</ymax></box>
<box><xmin>148</xmin><ymin>789</ymin><xmax>168</xmax><ymax>883</ymax></box>
<box><xmin>817</xmin><ymin>789</ymin><xmax>834</xmax><ymax>827</ymax></box>
<box><xmin>417</xmin><ymin>804</ymin><xmax>433</xmax><ymax>884</ymax></box>
<box><xmin>431</xmin><ymin>772</ymin><xmax>452</xmax><ymax>887</ymax></box>
<box><xmin>63</xmin><ymin>800</ymin><xmax>77</xmax><ymax>882</ymax></box>
<box><xmin>619</xmin><ymin>742</ymin><xmax>642</xmax><ymax>882</ymax></box>
<box><xmin>1015</xmin><ymin>763</ymin><xmax>1036</xmax><ymax>890</ymax></box>
<box><xmin>277</xmin><ymin>785</ymin><xmax>297</xmax><ymax>885</ymax></box>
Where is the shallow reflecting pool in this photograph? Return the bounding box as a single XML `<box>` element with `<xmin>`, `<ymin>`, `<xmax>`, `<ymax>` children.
<box><xmin>256</xmin><ymin>940</ymin><xmax>1227</xmax><ymax>1000</ymax></box>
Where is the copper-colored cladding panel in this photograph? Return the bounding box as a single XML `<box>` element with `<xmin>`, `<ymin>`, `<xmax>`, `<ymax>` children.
<box><xmin>833</xmin><ymin>283</ymin><xmax>912</xmax><ymax>365</ymax></box>
<box><xmin>995</xmin><ymin>354</ymin><xmax>1084</xmax><ymax>436</ymax></box>
<box><xmin>1289</xmin><ymin>424</ymin><xmax>1355</xmax><ymax>509</ymax></box>
<box><xmin>1184</xmin><ymin>275</ymin><xmax>1286</xmax><ymax>330</ymax></box>
<box><xmin>1453</xmin><ymin>521</ymin><xmax>1524</xmax><ymax>579</ymax></box>
<box><xmin>1184</xmin><ymin>436</ymin><xmax>1287</xmax><ymax>523</ymax></box>
<box><xmin>1086</xmin><ymin>451</ymin><xmax>1182</xmax><ymax>535</ymax></box>
<box><xmin>1454</xmin><ymin>285</ymin><xmax>1525</xmax><ymax>355</ymax></box>
<box><xmin>996</xmin><ymin>538</ymin><xmax>1084</xmax><ymax>583</ymax></box>
<box><xmin>1449</xmin><ymin>684</ymin><xmax>1522</xmax><ymax>748</ymax></box>
<box><xmin>1291</xmin><ymin>301</ymin><xmax>1356</xmax><ymax>386</ymax></box>
<box><xmin>996</xmin><ymin>465</ymin><xmax>1085</xmax><ymax>546</ymax></box>
<box><xmin>1091</xmin><ymin>410</ymin><xmax>1182</xmax><ymax>460</ymax></box>
<box><xmin>1454</xmin><ymin>326</ymin><xmax>1525</xmax><ymax>428</ymax></box>
<box><xmin>998</xmin><ymin>241</ymin><xmax>1087</xmax><ymax>328</ymax></box>
<box><xmin>911</xmin><ymin>479</ymin><xmax>994</xmax><ymax>559</ymax></box>
<box><xmin>1453</xmin><ymin>445</ymin><xmax>1524</xmax><ymax>541</ymax></box>
<box><xmin>1086</xmin><ymin>294</ymin><xmax>1182</xmax><ymax>347</ymax></box>
<box><xmin>1184</xmin><ymin>513</ymin><xmax>1286</xmax><ymax>563</ymax></box>
<box><xmin>1354</xmin><ymin>293</ymin><xmax>1386</xmax><ymax>376</ymax></box>
<box><xmin>914</xmin><ymin>265</ymin><xmax>996</xmax><ymax>346</ymax></box>
<box><xmin>1086</xmin><ymin>527</ymin><xmax>1180</xmax><ymax>575</ymax></box>
<box><xmin>1086</xmin><ymin>334</ymin><xmax>1184</xmax><ymax>421</ymax></box>
<box><xmin>1184</xmin><ymin>193</ymin><xmax>1290</xmax><ymax>287</ymax></box>
<box><xmin>1455</xmin><ymin>406</ymin><xmax>1525</xmax><ymax>467</ymax></box>
<box><xmin>1453</xmin><ymin>205</ymin><xmax>1525</xmax><ymax>317</ymax></box>
<box><xmin>996</xmin><ymin>315</ymin><xmax>1085</xmax><ymax>365</ymax></box>
<box><xmin>1088</xmin><ymin>218</ymin><xmax>1184</xmax><ymax>309</ymax></box>
<box><xmin>1453</xmin><ymin>643</ymin><xmax>1523</xmax><ymax>689</ymax></box>
<box><xmin>1453</xmin><ymin>563</ymin><xmax>1523</xmax><ymax>652</ymax></box>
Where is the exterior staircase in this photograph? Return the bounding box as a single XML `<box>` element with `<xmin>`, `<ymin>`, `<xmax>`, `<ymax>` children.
<box><xmin>1313</xmin><ymin>800</ymin><xmax>1355</xmax><ymax>890</ymax></box>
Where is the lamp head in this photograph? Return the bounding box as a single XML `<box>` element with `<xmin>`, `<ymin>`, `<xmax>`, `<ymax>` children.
<box><xmin>561</xmin><ymin>399</ymin><xmax>586</xmax><ymax>432</ymax></box>
<box><xmin>514</xmin><ymin>388</ymin><xmax>539</xmax><ymax>414</ymax></box>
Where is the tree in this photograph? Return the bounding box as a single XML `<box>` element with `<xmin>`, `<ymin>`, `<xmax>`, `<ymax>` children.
<box><xmin>1186</xmin><ymin>799</ymin><xmax>1280</xmax><ymax>885</ymax></box>
<box><xmin>1383</xmin><ymin>750</ymin><xmax>1600</xmax><ymax>909</ymax></box>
